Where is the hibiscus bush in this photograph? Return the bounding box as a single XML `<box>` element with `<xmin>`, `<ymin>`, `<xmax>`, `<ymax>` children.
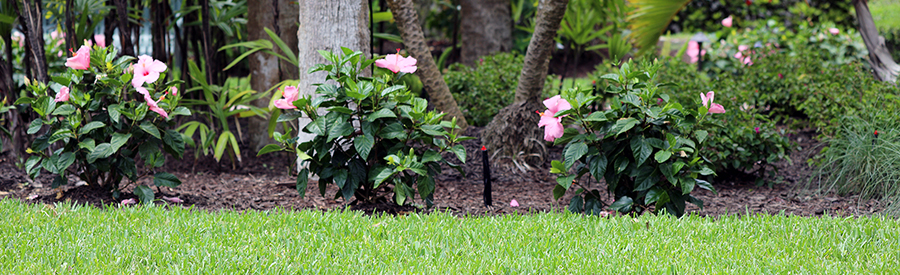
<box><xmin>644</xmin><ymin>58</ymin><xmax>797</xmax><ymax>185</ymax></box>
<box><xmin>17</xmin><ymin>42</ymin><xmax>189</xmax><ymax>203</ymax></box>
<box><xmin>260</xmin><ymin>47</ymin><xmax>470</xmax><ymax>206</ymax></box>
<box><xmin>545</xmin><ymin>60</ymin><xmax>719</xmax><ymax>217</ymax></box>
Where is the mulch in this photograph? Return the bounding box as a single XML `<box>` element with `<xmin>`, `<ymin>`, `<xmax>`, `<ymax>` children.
<box><xmin>0</xmin><ymin>126</ymin><xmax>885</xmax><ymax>217</ymax></box>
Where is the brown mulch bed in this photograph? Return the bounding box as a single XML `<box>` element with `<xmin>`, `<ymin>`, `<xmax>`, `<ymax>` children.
<box><xmin>0</xmin><ymin>126</ymin><xmax>885</xmax><ymax>217</ymax></box>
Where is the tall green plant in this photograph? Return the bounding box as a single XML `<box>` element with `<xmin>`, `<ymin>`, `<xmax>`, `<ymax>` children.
<box><xmin>180</xmin><ymin>60</ymin><xmax>269</xmax><ymax>166</ymax></box>
<box><xmin>813</xmin><ymin>113</ymin><xmax>900</xmax><ymax>213</ymax></box>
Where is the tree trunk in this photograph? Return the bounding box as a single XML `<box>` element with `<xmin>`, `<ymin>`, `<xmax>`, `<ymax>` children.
<box><xmin>16</xmin><ymin>0</ymin><xmax>48</xmax><ymax>84</ymax></box>
<box><xmin>854</xmin><ymin>0</ymin><xmax>899</xmax><ymax>83</ymax></box>
<box><xmin>0</xmin><ymin>34</ymin><xmax>13</xmax><ymax>97</ymax></box>
<box><xmin>386</xmin><ymin>0</ymin><xmax>469</xmax><ymax>131</ymax></box>
<box><xmin>459</xmin><ymin>0</ymin><xmax>512</xmax><ymax>66</ymax></box>
<box><xmin>113</xmin><ymin>0</ymin><xmax>134</xmax><ymax>57</ymax></box>
<box><xmin>246</xmin><ymin>0</ymin><xmax>299</xmax><ymax>151</ymax></box>
<box><xmin>482</xmin><ymin>0</ymin><xmax>568</xmax><ymax>161</ymax></box>
<box><xmin>296</xmin><ymin>0</ymin><xmax>371</xmax><ymax>169</ymax></box>
<box><xmin>150</xmin><ymin>0</ymin><xmax>170</xmax><ymax>63</ymax></box>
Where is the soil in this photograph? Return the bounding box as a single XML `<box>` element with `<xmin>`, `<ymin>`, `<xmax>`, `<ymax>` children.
<box><xmin>0</xmin><ymin>125</ymin><xmax>885</xmax><ymax>217</ymax></box>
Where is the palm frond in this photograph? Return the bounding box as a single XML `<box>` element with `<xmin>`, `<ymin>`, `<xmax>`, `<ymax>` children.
<box><xmin>627</xmin><ymin>0</ymin><xmax>692</xmax><ymax>56</ymax></box>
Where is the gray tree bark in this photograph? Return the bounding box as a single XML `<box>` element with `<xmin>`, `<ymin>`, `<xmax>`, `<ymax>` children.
<box><xmin>481</xmin><ymin>0</ymin><xmax>568</xmax><ymax>162</ymax></box>
<box><xmin>246</xmin><ymin>0</ymin><xmax>300</xmax><ymax>151</ymax></box>
<box><xmin>296</xmin><ymin>0</ymin><xmax>370</xmax><ymax>168</ymax></box>
<box><xmin>854</xmin><ymin>0</ymin><xmax>899</xmax><ymax>83</ymax></box>
<box><xmin>459</xmin><ymin>0</ymin><xmax>512</xmax><ymax>66</ymax></box>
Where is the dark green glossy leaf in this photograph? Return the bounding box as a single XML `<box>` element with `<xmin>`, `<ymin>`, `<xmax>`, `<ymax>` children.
<box><xmin>564</xmin><ymin>142</ymin><xmax>588</xmax><ymax>170</ymax></box>
<box><xmin>631</xmin><ymin>136</ymin><xmax>652</xmax><ymax>166</ymax></box>
<box><xmin>695</xmin><ymin>179</ymin><xmax>716</xmax><ymax>195</ymax></box>
<box><xmin>79</xmin><ymin>121</ymin><xmax>106</xmax><ymax>135</ymax></box>
<box><xmin>553</xmin><ymin>184</ymin><xmax>567</xmax><ymax>200</ymax></box>
<box><xmin>450</xmin><ymin>145</ymin><xmax>466</xmax><ymax>163</ymax></box>
<box><xmin>134</xmin><ymin>185</ymin><xmax>155</xmax><ymax>204</ymax></box>
<box><xmin>366</xmin><ymin>109</ymin><xmax>397</xmax><ymax>122</ymax></box>
<box><xmin>568</xmin><ymin>196</ymin><xmax>584</xmax><ymax>213</ymax></box>
<box><xmin>613</xmin><ymin>117</ymin><xmax>639</xmax><ymax>136</ymax></box>
<box><xmin>297</xmin><ymin>168</ymin><xmax>309</xmax><ymax>198</ymax></box>
<box><xmin>51</xmin><ymin>104</ymin><xmax>76</xmax><ymax>116</ymax></box>
<box><xmin>277</xmin><ymin>111</ymin><xmax>304</xmax><ymax>122</ymax></box>
<box><xmin>153</xmin><ymin>172</ymin><xmax>182</xmax><ymax>188</ymax></box>
<box><xmin>51</xmin><ymin>175</ymin><xmax>67</xmax><ymax>188</ymax></box>
<box><xmin>609</xmin><ymin>196</ymin><xmax>633</xmax><ymax>213</ymax></box>
<box><xmin>87</xmin><ymin>143</ymin><xmax>114</xmax><ymax>163</ymax></box>
<box><xmin>27</xmin><ymin>118</ymin><xmax>43</xmax><ymax>135</ymax></box>
<box><xmin>589</xmin><ymin>154</ymin><xmax>607</xmax><ymax>182</ymax></box>
<box><xmin>139</xmin><ymin>121</ymin><xmax>161</xmax><ymax>139</ymax></box>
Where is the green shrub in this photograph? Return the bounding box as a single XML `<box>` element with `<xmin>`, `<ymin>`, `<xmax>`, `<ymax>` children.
<box><xmin>671</xmin><ymin>0</ymin><xmax>854</xmax><ymax>34</ymax></box>
<box><xmin>548</xmin><ymin>60</ymin><xmax>719</xmax><ymax>217</ymax></box>
<box><xmin>445</xmin><ymin>52</ymin><xmax>523</xmax><ymax>126</ymax></box>
<box><xmin>19</xmin><ymin>44</ymin><xmax>187</xmax><ymax>202</ymax></box>
<box><xmin>595</xmin><ymin>58</ymin><xmax>796</xmax><ymax>185</ymax></box>
<box><xmin>261</xmin><ymin>48</ymin><xmax>470</xmax><ymax>206</ymax></box>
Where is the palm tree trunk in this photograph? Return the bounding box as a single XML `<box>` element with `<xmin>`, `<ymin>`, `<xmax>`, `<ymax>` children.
<box><xmin>854</xmin><ymin>0</ymin><xmax>900</xmax><ymax>83</ymax></box>
<box><xmin>16</xmin><ymin>0</ymin><xmax>48</xmax><ymax>84</ymax></box>
<box><xmin>386</xmin><ymin>0</ymin><xmax>469</xmax><ymax>131</ymax></box>
<box><xmin>481</xmin><ymin>0</ymin><xmax>568</xmax><ymax>161</ymax></box>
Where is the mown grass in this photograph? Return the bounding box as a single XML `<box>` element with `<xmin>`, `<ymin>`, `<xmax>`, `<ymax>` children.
<box><xmin>1</xmin><ymin>199</ymin><xmax>898</xmax><ymax>274</ymax></box>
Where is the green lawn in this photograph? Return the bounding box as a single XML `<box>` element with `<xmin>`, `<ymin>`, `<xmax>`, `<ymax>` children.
<box><xmin>870</xmin><ymin>0</ymin><xmax>900</xmax><ymax>31</ymax></box>
<box><xmin>2</xmin><ymin>199</ymin><xmax>898</xmax><ymax>273</ymax></box>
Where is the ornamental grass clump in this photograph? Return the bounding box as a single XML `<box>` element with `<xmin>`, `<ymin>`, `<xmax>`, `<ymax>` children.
<box><xmin>813</xmin><ymin>113</ymin><xmax>900</xmax><ymax>215</ymax></box>
<box><xmin>541</xmin><ymin>60</ymin><xmax>720</xmax><ymax>217</ymax></box>
<box><xmin>261</xmin><ymin>48</ymin><xmax>470</xmax><ymax>206</ymax></box>
<box><xmin>18</xmin><ymin>41</ymin><xmax>189</xmax><ymax>202</ymax></box>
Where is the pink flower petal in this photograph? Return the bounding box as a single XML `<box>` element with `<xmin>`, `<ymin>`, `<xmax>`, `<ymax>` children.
<box><xmin>65</xmin><ymin>45</ymin><xmax>91</xmax><ymax>70</ymax></box>
<box><xmin>722</xmin><ymin>16</ymin><xmax>733</xmax><ymax>28</ymax></box>
<box><xmin>375</xmin><ymin>53</ymin><xmax>417</xmax><ymax>74</ymax></box>
<box><xmin>94</xmin><ymin>34</ymin><xmax>106</xmax><ymax>48</ymax></box>
<box><xmin>709</xmin><ymin>103</ymin><xmax>726</xmax><ymax>113</ymax></box>
<box><xmin>55</xmin><ymin>86</ymin><xmax>70</xmax><ymax>102</ymax></box>
<box><xmin>275</xmin><ymin>86</ymin><xmax>300</xmax><ymax>109</ymax></box>
<box><xmin>120</xmin><ymin>198</ymin><xmax>137</xmax><ymax>205</ymax></box>
<box><xmin>510</xmin><ymin>199</ymin><xmax>519</xmax><ymax>207</ymax></box>
<box><xmin>162</xmin><ymin>196</ymin><xmax>184</xmax><ymax>203</ymax></box>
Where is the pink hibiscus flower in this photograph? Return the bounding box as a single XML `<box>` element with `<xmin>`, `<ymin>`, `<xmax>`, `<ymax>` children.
<box><xmin>687</xmin><ymin>41</ymin><xmax>706</xmax><ymax>63</ymax></box>
<box><xmin>722</xmin><ymin>16</ymin><xmax>733</xmax><ymax>28</ymax></box>
<box><xmin>65</xmin><ymin>45</ymin><xmax>91</xmax><ymax>70</ymax></box>
<box><xmin>94</xmin><ymin>34</ymin><xmax>106</xmax><ymax>48</ymax></box>
<box><xmin>274</xmin><ymin>85</ymin><xmax>300</xmax><ymax>109</ymax></box>
<box><xmin>131</xmin><ymin>55</ymin><xmax>167</xmax><ymax>88</ymax></box>
<box><xmin>537</xmin><ymin>95</ymin><xmax>572</xmax><ymax>142</ymax></box>
<box><xmin>700</xmin><ymin>91</ymin><xmax>726</xmax><ymax>114</ymax></box>
<box><xmin>145</xmin><ymin>94</ymin><xmax>168</xmax><ymax>119</ymax></box>
<box><xmin>375</xmin><ymin>49</ymin><xmax>417</xmax><ymax>74</ymax></box>
<box><xmin>55</xmin><ymin>86</ymin><xmax>70</xmax><ymax>102</ymax></box>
